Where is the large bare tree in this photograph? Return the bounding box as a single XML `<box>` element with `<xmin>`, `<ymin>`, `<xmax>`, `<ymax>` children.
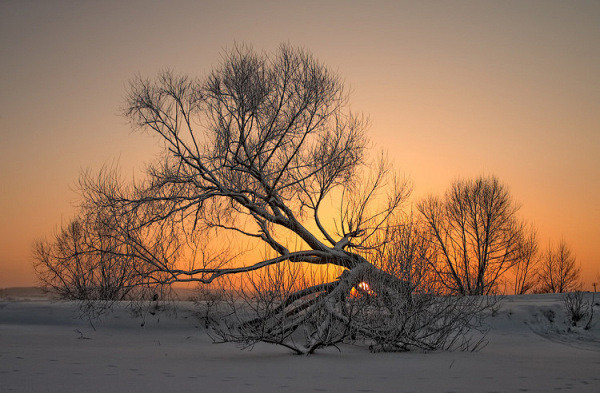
<box><xmin>85</xmin><ymin>44</ymin><xmax>407</xmax><ymax>282</ymax></box>
<box><xmin>418</xmin><ymin>176</ymin><xmax>525</xmax><ymax>295</ymax></box>
<box><xmin>45</xmin><ymin>44</ymin><xmax>490</xmax><ymax>353</ymax></box>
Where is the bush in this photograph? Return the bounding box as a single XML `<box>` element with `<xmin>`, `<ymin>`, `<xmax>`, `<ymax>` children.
<box><xmin>562</xmin><ymin>291</ymin><xmax>590</xmax><ymax>326</ymax></box>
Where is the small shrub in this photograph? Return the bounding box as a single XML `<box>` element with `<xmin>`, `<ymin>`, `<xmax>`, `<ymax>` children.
<box><xmin>542</xmin><ymin>309</ymin><xmax>555</xmax><ymax>323</ymax></box>
<box><xmin>562</xmin><ymin>291</ymin><xmax>590</xmax><ymax>326</ymax></box>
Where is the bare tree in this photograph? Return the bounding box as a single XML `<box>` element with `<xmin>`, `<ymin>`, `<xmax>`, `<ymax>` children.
<box><xmin>538</xmin><ymin>239</ymin><xmax>581</xmax><ymax>293</ymax></box>
<box><xmin>47</xmin><ymin>43</ymin><xmax>492</xmax><ymax>353</ymax></box>
<box><xmin>511</xmin><ymin>227</ymin><xmax>539</xmax><ymax>294</ymax></box>
<box><xmin>34</xmin><ymin>182</ymin><xmax>234</xmax><ymax>318</ymax></box>
<box><xmin>86</xmin><ymin>46</ymin><xmax>404</xmax><ymax>276</ymax></box>
<box><xmin>33</xmin><ymin>214</ymin><xmax>144</xmax><ymax>302</ymax></box>
<box><xmin>418</xmin><ymin>176</ymin><xmax>525</xmax><ymax>295</ymax></box>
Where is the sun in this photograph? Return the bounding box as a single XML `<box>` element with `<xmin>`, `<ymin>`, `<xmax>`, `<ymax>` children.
<box><xmin>350</xmin><ymin>281</ymin><xmax>375</xmax><ymax>297</ymax></box>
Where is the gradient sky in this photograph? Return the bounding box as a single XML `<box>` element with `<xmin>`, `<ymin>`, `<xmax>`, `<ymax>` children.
<box><xmin>1</xmin><ymin>1</ymin><xmax>599</xmax><ymax>288</ymax></box>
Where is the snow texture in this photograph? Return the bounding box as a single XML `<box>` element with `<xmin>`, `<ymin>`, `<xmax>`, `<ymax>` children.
<box><xmin>1</xmin><ymin>292</ymin><xmax>599</xmax><ymax>393</ymax></box>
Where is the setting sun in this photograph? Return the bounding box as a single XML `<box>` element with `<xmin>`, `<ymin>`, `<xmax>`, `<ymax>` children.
<box><xmin>350</xmin><ymin>281</ymin><xmax>375</xmax><ymax>298</ymax></box>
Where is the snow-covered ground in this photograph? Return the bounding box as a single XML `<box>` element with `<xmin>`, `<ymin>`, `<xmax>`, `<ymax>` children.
<box><xmin>1</xmin><ymin>292</ymin><xmax>599</xmax><ymax>393</ymax></box>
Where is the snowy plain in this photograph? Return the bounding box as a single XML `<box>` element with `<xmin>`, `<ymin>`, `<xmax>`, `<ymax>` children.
<box><xmin>1</xmin><ymin>291</ymin><xmax>599</xmax><ymax>393</ymax></box>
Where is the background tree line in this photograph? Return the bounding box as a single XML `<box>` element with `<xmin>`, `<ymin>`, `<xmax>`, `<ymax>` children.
<box><xmin>35</xmin><ymin>173</ymin><xmax>581</xmax><ymax>300</ymax></box>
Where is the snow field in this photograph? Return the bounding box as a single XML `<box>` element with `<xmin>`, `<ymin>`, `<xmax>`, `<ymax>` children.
<box><xmin>1</xmin><ymin>294</ymin><xmax>599</xmax><ymax>393</ymax></box>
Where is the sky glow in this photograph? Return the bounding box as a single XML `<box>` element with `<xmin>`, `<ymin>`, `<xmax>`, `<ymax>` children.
<box><xmin>0</xmin><ymin>1</ymin><xmax>598</xmax><ymax>288</ymax></box>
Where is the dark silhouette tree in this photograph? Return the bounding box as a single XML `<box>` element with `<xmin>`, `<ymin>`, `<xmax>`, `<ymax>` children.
<box><xmin>538</xmin><ymin>239</ymin><xmax>581</xmax><ymax>293</ymax></box>
<box><xmin>34</xmin><ymin>213</ymin><xmax>154</xmax><ymax>303</ymax></box>
<box><xmin>511</xmin><ymin>228</ymin><xmax>539</xmax><ymax>294</ymax></box>
<box><xmin>418</xmin><ymin>176</ymin><xmax>525</xmax><ymax>295</ymax></box>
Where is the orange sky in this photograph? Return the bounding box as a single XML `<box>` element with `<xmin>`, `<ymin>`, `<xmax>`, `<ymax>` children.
<box><xmin>1</xmin><ymin>1</ymin><xmax>599</xmax><ymax>289</ymax></box>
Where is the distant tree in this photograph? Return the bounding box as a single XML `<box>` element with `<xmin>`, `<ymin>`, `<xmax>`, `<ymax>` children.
<box><xmin>538</xmin><ymin>240</ymin><xmax>581</xmax><ymax>293</ymax></box>
<box><xmin>511</xmin><ymin>227</ymin><xmax>539</xmax><ymax>294</ymax></box>
<box><xmin>418</xmin><ymin>176</ymin><xmax>525</xmax><ymax>295</ymax></box>
<box><xmin>34</xmin><ymin>174</ymin><xmax>230</xmax><ymax>304</ymax></box>
<box><xmin>33</xmin><ymin>213</ymin><xmax>145</xmax><ymax>301</ymax></box>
